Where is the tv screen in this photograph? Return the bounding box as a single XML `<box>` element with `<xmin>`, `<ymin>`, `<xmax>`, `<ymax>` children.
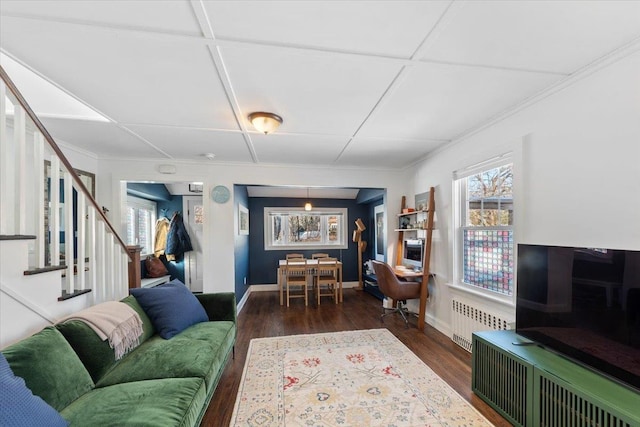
<box><xmin>516</xmin><ymin>244</ymin><xmax>640</xmax><ymax>391</ymax></box>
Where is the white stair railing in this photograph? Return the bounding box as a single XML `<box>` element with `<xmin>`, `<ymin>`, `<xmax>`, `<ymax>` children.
<box><xmin>1</xmin><ymin>65</ymin><xmax>131</xmax><ymax>306</ymax></box>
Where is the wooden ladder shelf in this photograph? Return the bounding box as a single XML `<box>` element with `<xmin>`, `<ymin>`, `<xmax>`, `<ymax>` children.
<box><xmin>395</xmin><ymin>187</ymin><xmax>435</xmax><ymax>332</ymax></box>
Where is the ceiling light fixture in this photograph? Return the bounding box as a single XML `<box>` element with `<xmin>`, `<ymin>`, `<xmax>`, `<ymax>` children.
<box><xmin>304</xmin><ymin>188</ymin><xmax>312</xmax><ymax>211</ymax></box>
<box><xmin>248</xmin><ymin>111</ymin><xmax>283</xmax><ymax>134</ymax></box>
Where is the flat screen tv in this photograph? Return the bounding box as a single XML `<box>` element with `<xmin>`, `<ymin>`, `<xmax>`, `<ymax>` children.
<box><xmin>516</xmin><ymin>244</ymin><xmax>640</xmax><ymax>391</ymax></box>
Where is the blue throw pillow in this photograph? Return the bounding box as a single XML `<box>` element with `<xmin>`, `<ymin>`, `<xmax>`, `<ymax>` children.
<box><xmin>0</xmin><ymin>353</ymin><xmax>69</xmax><ymax>427</ymax></box>
<box><xmin>130</xmin><ymin>279</ymin><xmax>208</xmax><ymax>339</ymax></box>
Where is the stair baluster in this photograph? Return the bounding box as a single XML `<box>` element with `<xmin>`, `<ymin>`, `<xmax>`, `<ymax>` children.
<box><xmin>34</xmin><ymin>132</ymin><xmax>45</xmax><ymax>267</ymax></box>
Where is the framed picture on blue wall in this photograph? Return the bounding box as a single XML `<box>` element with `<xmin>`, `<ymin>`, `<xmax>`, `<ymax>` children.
<box><xmin>374</xmin><ymin>204</ymin><xmax>384</xmax><ymax>261</ymax></box>
<box><xmin>239</xmin><ymin>204</ymin><xmax>249</xmax><ymax>235</ymax></box>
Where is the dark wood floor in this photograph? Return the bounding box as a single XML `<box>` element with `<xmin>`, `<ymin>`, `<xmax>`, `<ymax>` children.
<box><xmin>202</xmin><ymin>289</ymin><xmax>511</xmax><ymax>426</ymax></box>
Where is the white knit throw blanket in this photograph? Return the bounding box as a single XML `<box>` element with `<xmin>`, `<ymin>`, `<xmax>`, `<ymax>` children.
<box><xmin>59</xmin><ymin>301</ymin><xmax>143</xmax><ymax>360</ymax></box>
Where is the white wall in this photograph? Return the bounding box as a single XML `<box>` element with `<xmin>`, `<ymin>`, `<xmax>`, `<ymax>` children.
<box><xmin>410</xmin><ymin>49</ymin><xmax>640</xmax><ymax>334</ymax></box>
<box><xmin>97</xmin><ymin>160</ymin><xmax>409</xmax><ymax>294</ymax></box>
<box><xmin>58</xmin><ymin>141</ymin><xmax>98</xmax><ymax>175</ymax></box>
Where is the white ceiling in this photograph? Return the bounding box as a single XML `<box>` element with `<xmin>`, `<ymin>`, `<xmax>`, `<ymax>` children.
<box><xmin>1</xmin><ymin>1</ymin><xmax>639</xmax><ymax>170</ymax></box>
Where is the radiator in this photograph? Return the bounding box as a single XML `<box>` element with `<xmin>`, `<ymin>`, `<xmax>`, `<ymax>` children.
<box><xmin>451</xmin><ymin>299</ymin><xmax>512</xmax><ymax>352</ymax></box>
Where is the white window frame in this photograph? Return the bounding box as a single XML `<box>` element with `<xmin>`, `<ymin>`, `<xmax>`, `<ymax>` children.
<box><xmin>453</xmin><ymin>153</ymin><xmax>514</xmax><ymax>297</ymax></box>
<box><xmin>126</xmin><ymin>195</ymin><xmax>156</xmax><ymax>256</ymax></box>
<box><xmin>263</xmin><ymin>207</ymin><xmax>348</xmax><ymax>251</ymax></box>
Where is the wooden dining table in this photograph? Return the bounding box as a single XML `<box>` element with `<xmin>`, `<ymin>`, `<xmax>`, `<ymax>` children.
<box><xmin>277</xmin><ymin>259</ymin><xmax>344</xmax><ymax>305</ymax></box>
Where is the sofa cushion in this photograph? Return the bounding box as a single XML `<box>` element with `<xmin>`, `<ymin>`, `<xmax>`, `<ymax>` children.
<box><xmin>96</xmin><ymin>321</ymin><xmax>235</xmax><ymax>393</ymax></box>
<box><xmin>56</xmin><ymin>296</ymin><xmax>156</xmax><ymax>383</ymax></box>
<box><xmin>1</xmin><ymin>327</ymin><xmax>94</xmax><ymax>411</ymax></box>
<box><xmin>130</xmin><ymin>280</ymin><xmax>208</xmax><ymax>339</ymax></box>
<box><xmin>60</xmin><ymin>378</ymin><xmax>206</xmax><ymax>427</ymax></box>
<box><xmin>0</xmin><ymin>353</ymin><xmax>69</xmax><ymax>427</ymax></box>
<box><xmin>56</xmin><ymin>320</ymin><xmax>116</xmax><ymax>383</ymax></box>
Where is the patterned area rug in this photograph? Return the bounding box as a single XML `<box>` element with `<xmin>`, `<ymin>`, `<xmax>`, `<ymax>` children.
<box><xmin>230</xmin><ymin>329</ymin><xmax>493</xmax><ymax>426</ymax></box>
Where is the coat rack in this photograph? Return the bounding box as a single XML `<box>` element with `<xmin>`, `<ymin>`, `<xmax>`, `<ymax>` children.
<box><xmin>353</xmin><ymin>218</ymin><xmax>367</xmax><ymax>289</ymax></box>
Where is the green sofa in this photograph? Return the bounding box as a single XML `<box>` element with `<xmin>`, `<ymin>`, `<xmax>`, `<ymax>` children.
<box><xmin>1</xmin><ymin>292</ymin><xmax>236</xmax><ymax>426</ymax></box>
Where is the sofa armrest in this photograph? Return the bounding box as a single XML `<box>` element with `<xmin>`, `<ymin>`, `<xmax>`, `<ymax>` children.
<box><xmin>196</xmin><ymin>292</ymin><xmax>237</xmax><ymax>322</ymax></box>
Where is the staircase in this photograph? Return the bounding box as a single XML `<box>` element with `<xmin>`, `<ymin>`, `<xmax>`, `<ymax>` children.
<box><xmin>0</xmin><ymin>66</ymin><xmax>132</xmax><ymax>348</ymax></box>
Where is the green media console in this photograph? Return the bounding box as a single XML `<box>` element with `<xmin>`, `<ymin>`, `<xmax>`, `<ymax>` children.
<box><xmin>472</xmin><ymin>330</ymin><xmax>640</xmax><ymax>427</ymax></box>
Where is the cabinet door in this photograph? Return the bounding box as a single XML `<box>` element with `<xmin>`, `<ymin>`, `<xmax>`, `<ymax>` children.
<box><xmin>534</xmin><ymin>368</ymin><xmax>638</xmax><ymax>427</ymax></box>
<box><xmin>472</xmin><ymin>335</ymin><xmax>533</xmax><ymax>427</ymax></box>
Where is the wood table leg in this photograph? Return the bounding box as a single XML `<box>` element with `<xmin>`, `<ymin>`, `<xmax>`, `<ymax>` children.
<box><xmin>339</xmin><ymin>266</ymin><xmax>343</xmax><ymax>302</ymax></box>
<box><xmin>278</xmin><ymin>267</ymin><xmax>283</xmax><ymax>306</ymax></box>
<box><xmin>417</xmin><ymin>274</ymin><xmax>429</xmax><ymax>331</ymax></box>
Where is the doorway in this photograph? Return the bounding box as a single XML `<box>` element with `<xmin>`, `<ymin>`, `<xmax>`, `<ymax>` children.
<box><xmin>123</xmin><ymin>181</ymin><xmax>203</xmax><ymax>290</ymax></box>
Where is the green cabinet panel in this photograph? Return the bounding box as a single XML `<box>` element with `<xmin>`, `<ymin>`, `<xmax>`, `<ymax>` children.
<box><xmin>472</xmin><ymin>330</ymin><xmax>640</xmax><ymax>427</ymax></box>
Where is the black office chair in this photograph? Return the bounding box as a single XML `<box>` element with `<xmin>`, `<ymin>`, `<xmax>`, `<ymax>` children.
<box><xmin>372</xmin><ymin>261</ymin><xmax>421</xmax><ymax>327</ymax></box>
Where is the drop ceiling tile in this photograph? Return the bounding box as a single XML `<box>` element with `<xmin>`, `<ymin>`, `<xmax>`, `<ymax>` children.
<box><xmin>1</xmin><ymin>52</ymin><xmax>107</xmax><ymax>121</ymax></box>
<box><xmin>126</xmin><ymin>125</ymin><xmax>253</xmax><ymax>163</ymax></box>
<box><xmin>337</xmin><ymin>136</ymin><xmax>445</xmax><ymax>169</ymax></box>
<box><xmin>41</xmin><ymin>118</ymin><xmax>166</xmax><ymax>159</ymax></box>
<box><xmin>251</xmin><ymin>133</ymin><xmax>350</xmax><ymax>166</ymax></box>
<box><xmin>358</xmin><ymin>63</ymin><xmax>564</xmax><ymax>141</ymax></box>
<box><xmin>421</xmin><ymin>1</ymin><xmax>640</xmax><ymax>73</ymax></box>
<box><xmin>0</xmin><ymin>0</ymin><xmax>202</xmax><ymax>36</ymax></box>
<box><xmin>221</xmin><ymin>45</ymin><xmax>403</xmax><ymax>136</ymax></box>
<box><xmin>1</xmin><ymin>17</ymin><xmax>235</xmax><ymax>129</ymax></box>
<box><xmin>205</xmin><ymin>1</ymin><xmax>450</xmax><ymax>57</ymax></box>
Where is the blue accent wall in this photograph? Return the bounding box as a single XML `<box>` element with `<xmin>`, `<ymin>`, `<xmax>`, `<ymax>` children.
<box><xmin>247</xmin><ymin>197</ymin><xmax>370</xmax><ymax>285</ymax></box>
<box><xmin>357</xmin><ymin>188</ymin><xmax>384</xmax><ymax>204</ymax></box>
<box><xmin>234</xmin><ymin>185</ymin><xmax>250</xmax><ymax>302</ymax></box>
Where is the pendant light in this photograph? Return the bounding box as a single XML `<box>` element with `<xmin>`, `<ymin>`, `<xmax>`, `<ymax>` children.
<box><xmin>304</xmin><ymin>188</ymin><xmax>312</xmax><ymax>211</ymax></box>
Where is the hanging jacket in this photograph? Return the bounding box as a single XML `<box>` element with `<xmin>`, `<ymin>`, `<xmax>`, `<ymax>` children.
<box><xmin>165</xmin><ymin>213</ymin><xmax>193</xmax><ymax>261</ymax></box>
<box><xmin>154</xmin><ymin>217</ymin><xmax>171</xmax><ymax>256</ymax></box>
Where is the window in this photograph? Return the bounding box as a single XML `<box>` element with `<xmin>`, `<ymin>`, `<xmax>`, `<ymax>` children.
<box><xmin>126</xmin><ymin>196</ymin><xmax>156</xmax><ymax>255</ymax></box>
<box><xmin>264</xmin><ymin>207</ymin><xmax>348</xmax><ymax>250</ymax></box>
<box><xmin>455</xmin><ymin>159</ymin><xmax>514</xmax><ymax>295</ymax></box>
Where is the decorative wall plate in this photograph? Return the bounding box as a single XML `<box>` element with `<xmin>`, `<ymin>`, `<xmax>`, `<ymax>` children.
<box><xmin>211</xmin><ymin>185</ymin><xmax>230</xmax><ymax>204</ymax></box>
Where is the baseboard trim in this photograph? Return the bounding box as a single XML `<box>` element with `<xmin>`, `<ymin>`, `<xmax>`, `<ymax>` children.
<box><xmin>237</xmin><ymin>281</ymin><xmax>360</xmax><ymax>313</ymax></box>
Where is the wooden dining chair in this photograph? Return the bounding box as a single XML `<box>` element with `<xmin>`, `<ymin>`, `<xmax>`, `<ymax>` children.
<box><xmin>286</xmin><ymin>253</ymin><xmax>305</xmax><ymax>260</ymax></box>
<box><xmin>310</xmin><ymin>253</ymin><xmax>329</xmax><ymax>287</ymax></box>
<box><xmin>315</xmin><ymin>257</ymin><xmax>339</xmax><ymax>305</ymax></box>
<box><xmin>285</xmin><ymin>258</ymin><xmax>309</xmax><ymax>307</ymax></box>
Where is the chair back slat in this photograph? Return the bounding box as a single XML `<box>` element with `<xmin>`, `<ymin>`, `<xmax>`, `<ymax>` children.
<box><xmin>286</xmin><ymin>258</ymin><xmax>308</xmax><ymax>278</ymax></box>
<box><xmin>317</xmin><ymin>257</ymin><xmax>338</xmax><ymax>278</ymax></box>
<box><xmin>311</xmin><ymin>253</ymin><xmax>329</xmax><ymax>259</ymax></box>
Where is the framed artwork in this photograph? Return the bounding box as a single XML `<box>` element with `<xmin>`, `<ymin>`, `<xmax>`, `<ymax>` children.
<box><xmin>374</xmin><ymin>204</ymin><xmax>385</xmax><ymax>261</ymax></box>
<box><xmin>238</xmin><ymin>204</ymin><xmax>249</xmax><ymax>235</ymax></box>
<box><xmin>415</xmin><ymin>190</ymin><xmax>429</xmax><ymax>212</ymax></box>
